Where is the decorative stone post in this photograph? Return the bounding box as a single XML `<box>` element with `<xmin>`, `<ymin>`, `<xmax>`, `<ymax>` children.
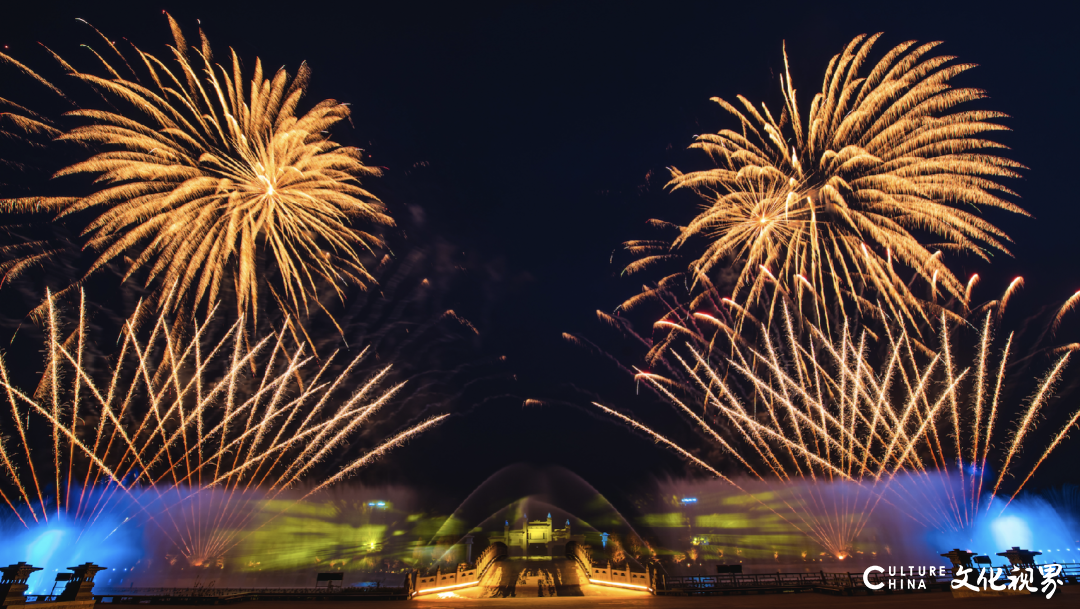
<box><xmin>57</xmin><ymin>563</ymin><xmax>107</xmax><ymax>602</ymax></box>
<box><xmin>997</xmin><ymin>547</ymin><xmax>1044</xmax><ymax>591</ymax></box>
<box><xmin>1</xmin><ymin>563</ymin><xmax>42</xmax><ymax>607</ymax></box>
<box><xmin>996</xmin><ymin>547</ymin><xmax>1042</xmax><ymax>568</ymax></box>
<box><xmin>941</xmin><ymin>548</ymin><xmax>978</xmax><ymax>592</ymax></box>
<box><xmin>940</xmin><ymin>549</ymin><xmax>976</xmax><ymax>575</ymax></box>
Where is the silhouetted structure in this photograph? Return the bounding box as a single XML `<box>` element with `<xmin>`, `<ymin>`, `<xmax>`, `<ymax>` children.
<box><xmin>997</xmin><ymin>547</ymin><xmax>1042</xmax><ymax>568</ymax></box>
<box><xmin>1</xmin><ymin>563</ymin><xmax>42</xmax><ymax>607</ymax></box>
<box><xmin>57</xmin><ymin>563</ymin><xmax>106</xmax><ymax>604</ymax></box>
<box><xmin>489</xmin><ymin>514</ymin><xmax>585</xmax><ymax>558</ymax></box>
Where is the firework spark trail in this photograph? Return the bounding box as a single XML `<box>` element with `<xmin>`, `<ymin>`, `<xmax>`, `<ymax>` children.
<box><xmin>938</xmin><ymin>316</ymin><xmax>967</xmax><ymax>522</ymax></box>
<box><xmin>618</xmin><ymin>34</ymin><xmax>1027</xmax><ymax>338</ymax></box>
<box><xmin>969</xmin><ymin>312</ymin><xmax>992</xmax><ymax>510</ymax></box>
<box><xmin>1</xmin><ymin>15</ymin><xmax>393</xmax><ymax>330</ymax></box>
<box><xmin>986</xmin><ymin>352</ymin><xmax>1072</xmax><ymax>512</ymax></box>
<box><xmin>302</xmin><ymin>415</ymin><xmax>449</xmax><ymax>498</ymax></box>
<box><xmin>0</xmin><ymin>290</ymin><xmax>445</xmax><ymax>566</ymax></box>
<box><xmin>218</xmin><ymin>414</ymin><xmax>451</xmax><ymax>554</ymax></box>
<box><xmin>973</xmin><ymin>327</ymin><xmax>1010</xmax><ymax>517</ymax></box>
<box><xmin>591</xmin><ymin>292</ymin><xmax>1078</xmax><ymax>555</ymax></box>
<box><xmin>0</xmin><ymin>353</ymin><xmax>46</xmax><ymax>522</ymax></box>
<box><xmin>999</xmin><ymin>277</ymin><xmax>1024</xmax><ymax>319</ymax></box>
<box><xmin>684</xmin><ymin>347</ymin><xmax>867</xmax><ymax>547</ymax></box>
<box><xmin>250</xmin><ymin>349</ymin><xmax>373</xmax><ymax>482</ymax></box>
<box><xmin>1005</xmin><ymin>402</ymin><xmax>1080</xmax><ymax>510</ymax></box>
<box><xmin>859</xmin><ymin>327</ymin><xmax>957</xmax><ymax>528</ymax></box>
<box><xmin>45</xmin><ymin>290</ymin><xmax>63</xmax><ymax>520</ymax></box>
<box><xmin>965</xmin><ymin>275</ymin><xmax>981</xmax><ymax>309</ymax></box>
<box><xmin>1053</xmin><ymin>291</ymin><xmax>1080</xmax><ymax>335</ymax></box>
<box><xmin>587</xmin><ymin>401</ymin><xmax>834</xmax><ymax>544</ymax></box>
<box><xmin>53</xmin><ymin>320</ymin><xmax>292</xmax><ymax>546</ymax></box>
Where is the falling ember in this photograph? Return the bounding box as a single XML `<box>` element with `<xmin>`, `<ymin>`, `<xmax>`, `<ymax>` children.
<box><xmin>1052</xmin><ymin>290</ymin><xmax>1080</xmax><ymax>335</ymax></box>
<box><xmin>965</xmin><ymin>274</ymin><xmax>981</xmax><ymax>307</ymax></box>
<box><xmin>999</xmin><ymin>277</ymin><xmax>1025</xmax><ymax>317</ymax></box>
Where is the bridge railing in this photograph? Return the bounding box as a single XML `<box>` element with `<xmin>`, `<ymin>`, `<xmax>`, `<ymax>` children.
<box><xmin>407</xmin><ymin>543</ymin><xmax>508</xmax><ymax>597</ymax></box>
<box><xmin>475</xmin><ymin>543</ymin><xmax>507</xmax><ymax>582</ymax></box>
<box><xmin>564</xmin><ymin>543</ymin><xmax>655</xmax><ymax>594</ymax></box>
<box><xmin>566</xmin><ymin>543</ymin><xmax>592</xmax><ymax>580</ymax></box>
<box><xmin>588</xmin><ymin>563</ymin><xmax>654</xmax><ymax>592</ymax></box>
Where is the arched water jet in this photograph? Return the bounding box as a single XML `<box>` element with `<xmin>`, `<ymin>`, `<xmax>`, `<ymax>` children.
<box><xmin>423</xmin><ymin>464</ymin><xmax>651</xmax><ymax>564</ymax></box>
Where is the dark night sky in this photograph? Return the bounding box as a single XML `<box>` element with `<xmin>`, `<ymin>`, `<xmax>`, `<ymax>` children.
<box><xmin>2</xmin><ymin>1</ymin><xmax>1077</xmax><ymax>513</ymax></box>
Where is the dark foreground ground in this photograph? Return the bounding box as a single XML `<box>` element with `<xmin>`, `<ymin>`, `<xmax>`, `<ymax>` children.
<box><xmin>412</xmin><ymin>589</ymin><xmax>1077</xmax><ymax>608</ymax></box>
<box><xmin>124</xmin><ymin>586</ymin><xmax>1077</xmax><ymax>608</ymax></box>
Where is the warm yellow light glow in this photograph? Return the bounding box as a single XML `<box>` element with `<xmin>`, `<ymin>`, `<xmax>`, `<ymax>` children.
<box><xmin>588</xmin><ymin>579</ymin><xmax>652</xmax><ymax>592</ymax></box>
<box><xmin>412</xmin><ymin>580</ymin><xmax>479</xmax><ymax>597</ymax></box>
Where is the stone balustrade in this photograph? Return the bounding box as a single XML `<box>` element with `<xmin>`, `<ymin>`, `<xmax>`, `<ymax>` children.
<box><xmin>407</xmin><ymin>542</ymin><xmax>508</xmax><ymax>597</ymax></box>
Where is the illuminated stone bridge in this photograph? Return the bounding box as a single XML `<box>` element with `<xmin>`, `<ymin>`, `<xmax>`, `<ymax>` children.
<box><xmin>408</xmin><ymin>515</ymin><xmax>656</xmax><ymax>598</ymax></box>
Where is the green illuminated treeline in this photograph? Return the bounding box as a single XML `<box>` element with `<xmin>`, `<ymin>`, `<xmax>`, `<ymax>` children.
<box><xmin>635</xmin><ymin>483</ymin><xmax>897</xmax><ymax>567</ymax></box>
<box><xmin>226</xmin><ymin>483</ymin><xmax>896</xmax><ymax>577</ymax></box>
<box><xmin>231</xmin><ymin>497</ymin><xmax>452</xmax><ymax>574</ymax></box>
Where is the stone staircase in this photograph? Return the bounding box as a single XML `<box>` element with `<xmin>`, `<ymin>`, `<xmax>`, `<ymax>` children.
<box><xmin>469</xmin><ymin>558</ymin><xmax>618</xmax><ymax>597</ymax></box>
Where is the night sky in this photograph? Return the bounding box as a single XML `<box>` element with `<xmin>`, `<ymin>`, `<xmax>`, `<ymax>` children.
<box><xmin>2</xmin><ymin>0</ymin><xmax>1077</xmax><ymax>514</ymax></box>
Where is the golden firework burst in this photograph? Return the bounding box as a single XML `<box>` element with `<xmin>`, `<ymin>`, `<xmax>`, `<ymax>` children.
<box><xmin>625</xmin><ymin>34</ymin><xmax>1028</xmax><ymax>330</ymax></box>
<box><xmin>2</xmin><ymin>16</ymin><xmax>392</xmax><ymax>327</ymax></box>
